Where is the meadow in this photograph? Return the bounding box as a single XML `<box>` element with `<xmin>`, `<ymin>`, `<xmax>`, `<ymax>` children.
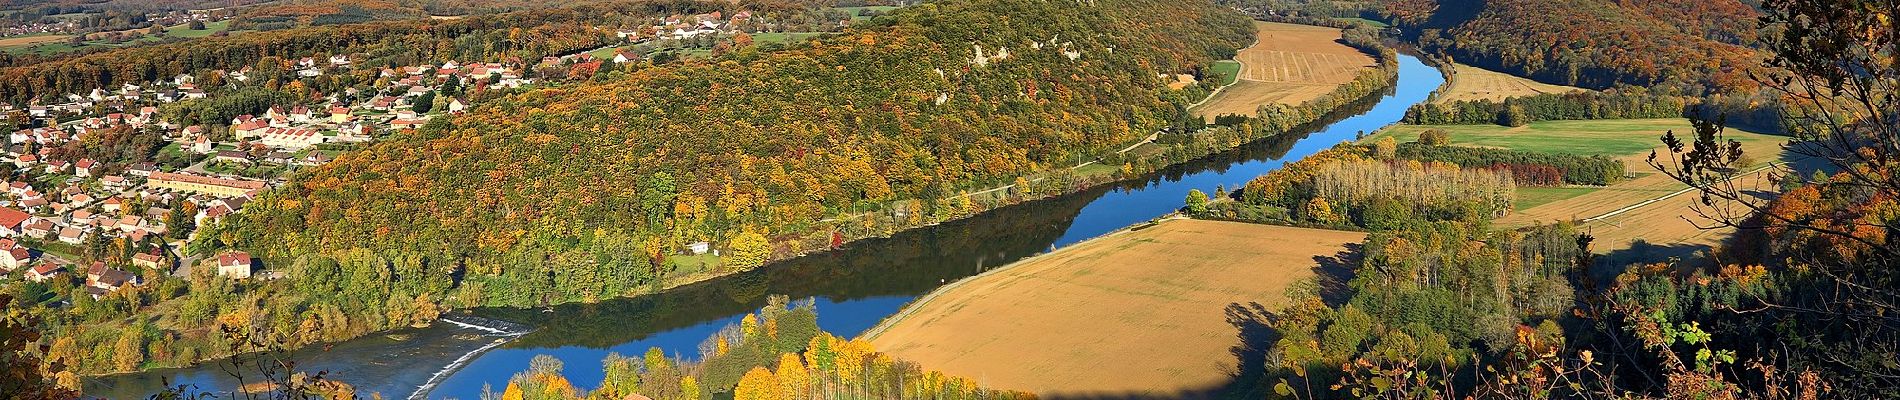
<box><xmin>1373</xmin><ymin>119</ymin><xmax>1792</xmax><ymax>253</ymax></box>
<box><xmin>1432</xmin><ymin>62</ymin><xmax>1584</xmax><ymax>103</ymax></box>
<box><xmin>1191</xmin><ymin>21</ymin><xmax>1377</xmax><ymax>118</ymax></box>
<box><xmin>2</xmin><ymin>20</ymin><xmax>230</xmax><ymax>55</ymax></box>
<box><xmin>866</xmin><ymin>219</ymin><xmax>1365</xmax><ymax>396</ymax></box>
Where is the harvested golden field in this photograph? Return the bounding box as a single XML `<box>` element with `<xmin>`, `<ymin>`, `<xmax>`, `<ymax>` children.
<box><xmin>1166</xmin><ymin>73</ymin><xmax>1198</xmax><ymax>90</ymax></box>
<box><xmin>1433</xmin><ymin>62</ymin><xmax>1585</xmax><ymax>103</ymax></box>
<box><xmin>1192</xmin><ymin>21</ymin><xmax>1377</xmax><ymax>119</ymax></box>
<box><xmin>866</xmin><ymin>219</ymin><xmax>1366</xmax><ymax>396</ymax></box>
<box><xmin>1583</xmin><ymin>167</ymin><xmax>1778</xmax><ymax>260</ymax></box>
<box><xmin>0</xmin><ymin>34</ymin><xmax>70</xmax><ymax>48</ymax></box>
<box><xmin>1390</xmin><ymin>119</ymin><xmax>1799</xmax><ymax>255</ymax></box>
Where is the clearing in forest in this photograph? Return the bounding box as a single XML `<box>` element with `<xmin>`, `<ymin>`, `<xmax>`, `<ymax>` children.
<box><xmin>1191</xmin><ymin>21</ymin><xmax>1378</xmax><ymax>119</ymax></box>
<box><xmin>866</xmin><ymin>219</ymin><xmax>1365</xmax><ymax>396</ymax></box>
<box><xmin>1372</xmin><ymin>119</ymin><xmax>1795</xmax><ymax>256</ymax></box>
<box><xmin>0</xmin><ymin>34</ymin><xmax>71</xmax><ymax>50</ymax></box>
<box><xmin>1433</xmin><ymin>62</ymin><xmax>1585</xmax><ymax>103</ymax></box>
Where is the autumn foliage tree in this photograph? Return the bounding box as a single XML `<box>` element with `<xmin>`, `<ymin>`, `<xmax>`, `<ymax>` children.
<box><xmin>217</xmin><ymin>0</ymin><xmax>1256</xmax><ymax>311</ymax></box>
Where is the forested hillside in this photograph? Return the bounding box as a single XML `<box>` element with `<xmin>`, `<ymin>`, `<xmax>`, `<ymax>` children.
<box><xmin>1383</xmin><ymin>0</ymin><xmax>1761</xmax><ymax>92</ymax></box>
<box><xmin>210</xmin><ymin>0</ymin><xmax>1254</xmax><ymax>306</ymax></box>
<box><xmin>0</xmin><ymin>0</ymin><xmax>753</xmax><ymax>101</ymax></box>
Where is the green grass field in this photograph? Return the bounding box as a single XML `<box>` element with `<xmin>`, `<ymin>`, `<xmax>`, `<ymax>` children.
<box><xmin>4</xmin><ymin>20</ymin><xmax>229</xmax><ymax>55</ymax></box>
<box><xmin>587</xmin><ymin>46</ymin><xmax>622</xmax><ymax>60</ymax></box>
<box><xmin>1370</xmin><ymin>119</ymin><xmax>1787</xmax><ymax>213</ymax></box>
<box><xmin>1369</xmin><ymin>119</ymin><xmax>1781</xmax><ymax>158</ymax></box>
<box><xmin>164</xmin><ymin>20</ymin><xmax>229</xmax><ymax>38</ymax></box>
<box><xmin>751</xmin><ymin>31</ymin><xmax>828</xmax><ymax>45</ymax></box>
<box><xmin>1210</xmin><ymin>60</ymin><xmax>1241</xmax><ymax>86</ymax></box>
<box><xmin>1514</xmin><ymin>186</ymin><xmax>1599</xmax><ymax>210</ymax></box>
<box><xmin>1333</xmin><ymin>17</ymin><xmax>1390</xmax><ymax>28</ymax></box>
<box><xmin>667</xmin><ymin>253</ymin><xmax>723</xmax><ymax>274</ymax></box>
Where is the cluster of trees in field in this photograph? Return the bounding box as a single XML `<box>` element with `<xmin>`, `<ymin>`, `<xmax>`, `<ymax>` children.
<box><xmin>1309</xmin><ymin>159</ymin><xmax>1516</xmax><ymax>221</ymax></box>
<box><xmin>1404</xmin><ymin>89</ymin><xmax>1687</xmax><ymax>126</ymax></box>
<box><xmin>492</xmin><ymin>299</ymin><xmax>1035</xmax><ymax>400</ymax></box>
<box><xmin>1264</xmin><ymin>221</ymin><xmax>1590</xmax><ymax>398</ymax></box>
<box><xmin>1392</xmin><ymin>141</ymin><xmax>1626</xmax><ymax>185</ymax></box>
<box><xmin>211</xmin><ymin>0</ymin><xmax>1254</xmax><ymax>311</ymax></box>
<box><xmin>1218</xmin><ymin>146</ymin><xmax>1515</xmax><ymax>229</ymax></box>
<box><xmin>1202</xmin><ymin>128</ymin><xmax>1622</xmax><ymax>229</ymax></box>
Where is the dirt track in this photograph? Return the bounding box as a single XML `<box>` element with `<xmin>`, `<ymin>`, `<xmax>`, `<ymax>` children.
<box><xmin>1192</xmin><ymin>21</ymin><xmax>1377</xmax><ymax>119</ymax></box>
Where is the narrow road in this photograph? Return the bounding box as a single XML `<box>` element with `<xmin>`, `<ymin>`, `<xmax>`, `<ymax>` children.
<box><xmin>1580</xmin><ymin>163</ymin><xmax>1778</xmax><ymax>223</ymax></box>
<box><xmin>1184</xmin><ymin>30</ymin><xmax>1261</xmax><ymax>111</ymax></box>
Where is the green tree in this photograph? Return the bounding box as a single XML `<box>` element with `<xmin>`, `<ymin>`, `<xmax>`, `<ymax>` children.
<box><xmin>1496</xmin><ymin>104</ymin><xmax>1530</xmax><ymax>127</ymax></box>
<box><xmin>413</xmin><ymin>91</ymin><xmax>436</xmax><ymax>113</ymax></box>
<box><xmin>679</xmin><ymin>375</ymin><xmax>702</xmax><ymax>400</ymax></box>
<box><xmin>640</xmin><ymin>172</ymin><xmax>678</xmax><ymax>225</ymax></box>
<box><xmin>1184</xmin><ymin>189</ymin><xmax>1209</xmax><ymax>214</ymax></box>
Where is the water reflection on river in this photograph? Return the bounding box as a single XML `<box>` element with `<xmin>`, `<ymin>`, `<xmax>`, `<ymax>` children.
<box><xmin>86</xmin><ymin>52</ymin><xmax>1441</xmax><ymax>400</ymax></box>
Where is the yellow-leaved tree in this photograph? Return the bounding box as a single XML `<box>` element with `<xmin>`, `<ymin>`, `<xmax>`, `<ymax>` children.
<box><xmin>728</xmin><ymin>228</ymin><xmax>771</xmax><ymax>271</ymax></box>
<box><xmin>734</xmin><ymin>366</ymin><xmax>782</xmax><ymax>400</ymax></box>
<box><xmin>775</xmin><ymin>353</ymin><xmax>811</xmax><ymax>400</ymax></box>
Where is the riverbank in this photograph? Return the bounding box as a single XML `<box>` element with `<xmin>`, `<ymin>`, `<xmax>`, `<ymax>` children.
<box><xmin>610</xmin><ymin>22</ymin><xmax>1401</xmax><ymax>308</ymax></box>
<box><xmin>864</xmin><ymin>218</ymin><xmax>1366</xmax><ymax>396</ymax></box>
<box><xmin>1191</xmin><ymin>21</ymin><xmax>1381</xmax><ymax>118</ymax></box>
<box><xmin>89</xmin><ymin>36</ymin><xmax>1442</xmax><ymax>400</ymax></box>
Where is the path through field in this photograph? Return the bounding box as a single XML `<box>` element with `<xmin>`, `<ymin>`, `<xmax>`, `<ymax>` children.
<box><xmin>1190</xmin><ymin>21</ymin><xmax>1377</xmax><ymax>119</ymax></box>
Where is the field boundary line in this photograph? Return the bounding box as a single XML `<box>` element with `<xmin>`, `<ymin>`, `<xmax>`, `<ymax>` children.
<box><xmin>1186</xmin><ymin>26</ymin><xmax>1263</xmax><ymax>110</ymax></box>
<box><xmin>856</xmin><ymin>216</ymin><xmax>1185</xmax><ymax>341</ymax></box>
<box><xmin>1581</xmin><ymin>163</ymin><xmax>1777</xmax><ymax>223</ymax></box>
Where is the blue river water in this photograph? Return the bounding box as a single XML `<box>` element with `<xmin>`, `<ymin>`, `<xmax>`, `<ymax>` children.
<box><xmin>86</xmin><ymin>52</ymin><xmax>1441</xmax><ymax>400</ymax></box>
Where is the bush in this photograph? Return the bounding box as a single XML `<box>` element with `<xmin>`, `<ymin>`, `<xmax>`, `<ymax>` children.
<box><xmin>1497</xmin><ymin>104</ymin><xmax>1530</xmax><ymax>127</ymax></box>
<box><xmin>1417</xmin><ymin>129</ymin><xmax>1451</xmax><ymax>146</ymax></box>
<box><xmin>1374</xmin><ymin>136</ymin><xmax>1398</xmax><ymax>159</ymax></box>
<box><xmin>1357</xmin><ymin>197</ymin><xmax>1414</xmax><ymax>230</ymax></box>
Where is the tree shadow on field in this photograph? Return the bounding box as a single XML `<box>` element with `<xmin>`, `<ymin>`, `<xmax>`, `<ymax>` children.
<box><xmin>1038</xmin><ymin>243</ymin><xmax>1365</xmax><ymax>400</ymax></box>
<box><xmin>1039</xmin><ymin>303</ymin><xmax>1282</xmax><ymax>400</ymax></box>
<box><xmin>1311</xmin><ymin>243</ymin><xmax>1363</xmax><ymax>307</ymax></box>
<box><xmin>1592</xmin><ymin>239</ymin><xmax>1714</xmax><ymax>279</ymax></box>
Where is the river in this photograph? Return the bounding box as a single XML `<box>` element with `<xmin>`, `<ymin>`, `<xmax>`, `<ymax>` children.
<box><xmin>84</xmin><ymin>52</ymin><xmax>1442</xmax><ymax>399</ymax></box>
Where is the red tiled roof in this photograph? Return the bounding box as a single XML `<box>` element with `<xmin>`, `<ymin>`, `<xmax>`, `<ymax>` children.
<box><xmin>0</xmin><ymin>207</ymin><xmax>28</xmax><ymax>229</ymax></box>
<box><xmin>218</xmin><ymin>251</ymin><xmax>252</xmax><ymax>267</ymax></box>
<box><xmin>29</xmin><ymin>263</ymin><xmax>60</xmax><ymax>276</ymax></box>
